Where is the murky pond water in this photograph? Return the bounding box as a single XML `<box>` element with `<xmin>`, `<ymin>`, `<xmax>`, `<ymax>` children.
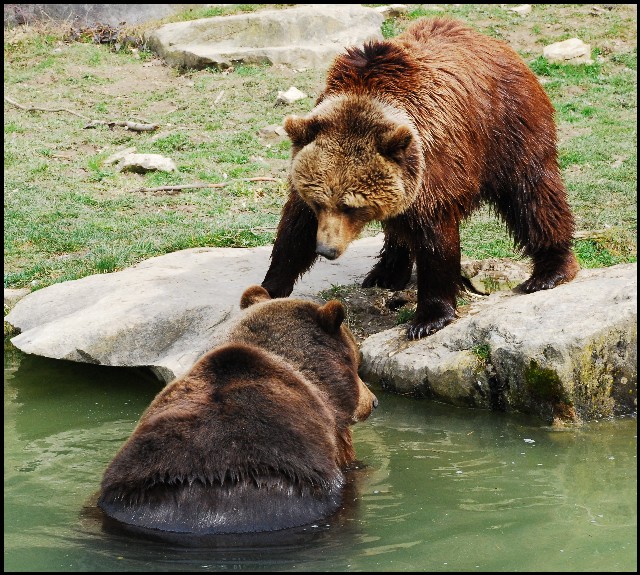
<box><xmin>4</xmin><ymin>343</ymin><xmax>637</xmax><ymax>572</ymax></box>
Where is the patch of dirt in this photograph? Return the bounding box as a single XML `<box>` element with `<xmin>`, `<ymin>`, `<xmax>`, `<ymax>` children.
<box><xmin>91</xmin><ymin>59</ymin><xmax>181</xmax><ymax>100</ymax></box>
<box><xmin>319</xmin><ymin>279</ymin><xmax>489</xmax><ymax>345</ymax></box>
<box><xmin>557</xmin><ymin>124</ymin><xmax>593</xmax><ymax>145</ymax></box>
<box><xmin>319</xmin><ymin>283</ymin><xmax>410</xmax><ymax>344</ymax></box>
<box><xmin>319</xmin><ymin>255</ymin><xmax>536</xmax><ymax>344</ymax></box>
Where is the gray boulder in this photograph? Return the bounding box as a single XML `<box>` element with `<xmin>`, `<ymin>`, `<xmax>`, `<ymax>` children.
<box><xmin>5</xmin><ymin>237</ymin><xmax>382</xmax><ymax>383</ymax></box>
<box><xmin>360</xmin><ymin>263</ymin><xmax>637</xmax><ymax>425</ymax></box>
<box><xmin>145</xmin><ymin>4</ymin><xmax>384</xmax><ymax>70</ymax></box>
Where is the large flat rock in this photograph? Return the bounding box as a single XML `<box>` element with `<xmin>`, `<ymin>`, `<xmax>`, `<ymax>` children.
<box><xmin>145</xmin><ymin>5</ymin><xmax>384</xmax><ymax>70</ymax></box>
<box><xmin>360</xmin><ymin>263</ymin><xmax>637</xmax><ymax>424</ymax></box>
<box><xmin>6</xmin><ymin>237</ymin><xmax>383</xmax><ymax>382</ymax></box>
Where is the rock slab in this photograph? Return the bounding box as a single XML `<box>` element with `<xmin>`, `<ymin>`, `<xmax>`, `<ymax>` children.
<box><xmin>145</xmin><ymin>5</ymin><xmax>384</xmax><ymax>70</ymax></box>
<box><xmin>360</xmin><ymin>263</ymin><xmax>637</xmax><ymax>424</ymax></box>
<box><xmin>6</xmin><ymin>237</ymin><xmax>383</xmax><ymax>383</ymax></box>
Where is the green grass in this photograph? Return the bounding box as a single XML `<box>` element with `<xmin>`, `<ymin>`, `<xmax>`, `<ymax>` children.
<box><xmin>396</xmin><ymin>306</ymin><xmax>415</xmax><ymax>325</ymax></box>
<box><xmin>3</xmin><ymin>4</ymin><xmax>636</xmax><ymax>292</ymax></box>
<box><xmin>472</xmin><ymin>344</ymin><xmax>491</xmax><ymax>364</ymax></box>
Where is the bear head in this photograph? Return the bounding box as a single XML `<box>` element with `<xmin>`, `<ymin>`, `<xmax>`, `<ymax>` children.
<box><xmin>234</xmin><ymin>285</ymin><xmax>378</xmax><ymax>437</ymax></box>
<box><xmin>283</xmin><ymin>94</ymin><xmax>424</xmax><ymax>260</ymax></box>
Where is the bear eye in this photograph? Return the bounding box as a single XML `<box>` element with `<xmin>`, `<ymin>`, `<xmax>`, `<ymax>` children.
<box><xmin>340</xmin><ymin>205</ymin><xmax>358</xmax><ymax>215</ymax></box>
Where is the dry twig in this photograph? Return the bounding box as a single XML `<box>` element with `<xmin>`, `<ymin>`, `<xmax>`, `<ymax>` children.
<box><xmin>135</xmin><ymin>177</ymin><xmax>279</xmax><ymax>194</ymax></box>
<box><xmin>5</xmin><ymin>95</ymin><xmax>158</xmax><ymax>131</ymax></box>
<box><xmin>4</xmin><ymin>95</ymin><xmax>90</xmax><ymax>120</ymax></box>
<box><xmin>84</xmin><ymin>120</ymin><xmax>159</xmax><ymax>132</ymax></box>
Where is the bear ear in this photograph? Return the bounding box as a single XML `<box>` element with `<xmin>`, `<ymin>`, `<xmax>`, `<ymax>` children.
<box><xmin>284</xmin><ymin>115</ymin><xmax>324</xmax><ymax>148</ymax></box>
<box><xmin>316</xmin><ymin>300</ymin><xmax>345</xmax><ymax>335</ymax></box>
<box><xmin>240</xmin><ymin>285</ymin><xmax>272</xmax><ymax>309</ymax></box>
<box><xmin>379</xmin><ymin>124</ymin><xmax>414</xmax><ymax>163</ymax></box>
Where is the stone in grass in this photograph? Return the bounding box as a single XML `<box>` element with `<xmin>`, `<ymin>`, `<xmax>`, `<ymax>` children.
<box><xmin>509</xmin><ymin>5</ymin><xmax>532</xmax><ymax>16</ymax></box>
<box><xmin>275</xmin><ymin>86</ymin><xmax>307</xmax><ymax>105</ymax></box>
<box><xmin>104</xmin><ymin>147</ymin><xmax>137</xmax><ymax>166</ymax></box>
<box><xmin>543</xmin><ymin>38</ymin><xmax>593</xmax><ymax>64</ymax></box>
<box><xmin>119</xmin><ymin>153</ymin><xmax>177</xmax><ymax>173</ymax></box>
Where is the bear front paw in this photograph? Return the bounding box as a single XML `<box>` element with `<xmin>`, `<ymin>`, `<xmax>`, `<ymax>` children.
<box><xmin>406</xmin><ymin>308</ymin><xmax>455</xmax><ymax>340</ymax></box>
<box><xmin>261</xmin><ymin>281</ymin><xmax>294</xmax><ymax>299</ymax></box>
<box><xmin>361</xmin><ymin>270</ymin><xmax>385</xmax><ymax>288</ymax></box>
<box><xmin>516</xmin><ymin>272</ymin><xmax>566</xmax><ymax>293</ymax></box>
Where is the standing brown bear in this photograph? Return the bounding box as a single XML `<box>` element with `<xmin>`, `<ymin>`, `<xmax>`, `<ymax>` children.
<box><xmin>97</xmin><ymin>285</ymin><xmax>377</xmax><ymax>536</ymax></box>
<box><xmin>262</xmin><ymin>17</ymin><xmax>579</xmax><ymax>339</ymax></box>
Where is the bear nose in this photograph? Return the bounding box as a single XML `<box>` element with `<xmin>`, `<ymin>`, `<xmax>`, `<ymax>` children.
<box><xmin>373</xmin><ymin>397</ymin><xmax>379</xmax><ymax>409</ymax></box>
<box><xmin>316</xmin><ymin>242</ymin><xmax>338</xmax><ymax>260</ymax></box>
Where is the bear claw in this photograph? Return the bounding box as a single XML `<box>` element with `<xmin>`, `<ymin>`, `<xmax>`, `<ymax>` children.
<box><xmin>516</xmin><ymin>273</ymin><xmax>566</xmax><ymax>293</ymax></box>
<box><xmin>362</xmin><ymin>270</ymin><xmax>411</xmax><ymax>291</ymax></box>
<box><xmin>406</xmin><ymin>316</ymin><xmax>454</xmax><ymax>340</ymax></box>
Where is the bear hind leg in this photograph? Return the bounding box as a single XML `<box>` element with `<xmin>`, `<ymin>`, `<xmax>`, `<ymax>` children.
<box><xmin>362</xmin><ymin>239</ymin><xmax>414</xmax><ymax>291</ymax></box>
<box><xmin>491</xmin><ymin>176</ymin><xmax>579</xmax><ymax>293</ymax></box>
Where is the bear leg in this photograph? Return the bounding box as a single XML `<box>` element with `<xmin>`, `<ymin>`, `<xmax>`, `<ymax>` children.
<box><xmin>262</xmin><ymin>192</ymin><xmax>319</xmax><ymax>297</ymax></box>
<box><xmin>362</xmin><ymin>238</ymin><xmax>414</xmax><ymax>291</ymax></box>
<box><xmin>406</xmin><ymin>219</ymin><xmax>461</xmax><ymax>340</ymax></box>
<box><xmin>491</xmin><ymin>174</ymin><xmax>579</xmax><ymax>293</ymax></box>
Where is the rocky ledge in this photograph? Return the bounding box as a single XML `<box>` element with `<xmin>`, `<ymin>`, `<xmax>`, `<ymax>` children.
<box><xmin>4</xmin><ymin>237</ymin><xmax>637</xmax><ymax>425</ymax></box>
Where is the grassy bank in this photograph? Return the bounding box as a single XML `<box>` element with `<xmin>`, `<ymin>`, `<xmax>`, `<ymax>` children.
<box><xmin>3</xmin><ymin>4</ymin><xmax>637</xmax><ymax>291</ymax></box>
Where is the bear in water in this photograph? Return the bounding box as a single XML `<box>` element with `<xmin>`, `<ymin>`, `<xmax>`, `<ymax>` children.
<box><xmin>97</xmin><ymin>285</ymin><xmax>377</xmax><ymax>535</ymax></box>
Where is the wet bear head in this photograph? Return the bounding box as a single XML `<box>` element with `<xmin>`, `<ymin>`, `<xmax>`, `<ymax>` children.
<box><xmin>283</xmin><ymin>94</ymin><xmax>424</xmax><ymax>260</ymax></box>
<box><xmin>235</xmin><ymin>285</ymin><xmax>378</xmax><ymax>427</ymax></box>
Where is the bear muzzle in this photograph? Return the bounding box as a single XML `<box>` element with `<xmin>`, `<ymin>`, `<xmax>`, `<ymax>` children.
<box><xmin>315</xmin><ymin>211</ymin><xmax>362</xmax><ymax>260</ymax></box>
<box><xmin>353</xmin><ymin>378</ymin><xmax>378</xmax><ymax>422</ymax></box>
<box><xmin>316</xmin><ymin>241</ymin><xmax>340</xmax><ymax>260</ymax></box>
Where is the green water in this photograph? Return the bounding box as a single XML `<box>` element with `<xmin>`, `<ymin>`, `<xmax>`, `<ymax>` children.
<box><xmin>4</xmin><ymin>344</ymin><xmax>637</xmax><ymax>572</ymax></box>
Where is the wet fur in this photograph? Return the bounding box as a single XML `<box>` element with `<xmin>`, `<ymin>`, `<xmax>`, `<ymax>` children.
<box><xmin>98</xmin><ymin>287</ymin><xmax>377</xmax><ymax>535</ymax></box>
<box><xmin>262</xmin><ymin>17</ymin><xmax>579</xmax><ymax>339</ymax></box>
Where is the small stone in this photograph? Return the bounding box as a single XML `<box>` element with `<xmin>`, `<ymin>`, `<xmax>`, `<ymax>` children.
<box><xmin>509</xmin><ymin>4</ymin><xmax>532</xmax><ymax>15</ymax></box>
<box><xmin>104</xmin><ymin>147</ymin><xmax>137</xmax><ymax>166</ymax></box>
<box><xmin>543</xmin><ymin>38</ymin><xmax>593</xmax><ymax>64</ymax></box>
<box><xmin>275</xmin><ymin>86</ymin><xmax>307</xmax><ymax>105</ymax></box>
<box><xmin>258</xmin><ymin>124</ymin><xmax>288</xmax><ymax>140</ymax></box>
<box><xmin>119</xmin><ymin>153</ymin><xmax>177</xmax><ymax>173</ymax></box>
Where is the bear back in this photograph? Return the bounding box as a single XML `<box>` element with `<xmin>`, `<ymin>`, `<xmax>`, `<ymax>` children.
<box><xmin>97</xmin><ymin>286</ymin><xmax>377</xmax><ymax>536</ymax></box>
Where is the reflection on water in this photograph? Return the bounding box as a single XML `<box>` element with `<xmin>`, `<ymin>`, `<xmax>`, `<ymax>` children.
<box><xmin>4</xmin><ymin>343</ymin><xmax>637</xmax><ymax>572</ymax></box>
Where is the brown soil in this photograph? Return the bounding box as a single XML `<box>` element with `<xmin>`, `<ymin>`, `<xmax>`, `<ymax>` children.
<box><xmin>318</xmin><ymin>280</ymin><xmax>488</xmax><ymax>346</ymax></box>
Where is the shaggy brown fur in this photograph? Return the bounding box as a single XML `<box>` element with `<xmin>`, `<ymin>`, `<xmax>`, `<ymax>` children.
<box><xmin>97</xmin><ymin>285</ymin><xmax>377</xmax><ymax>535</ymax></box>
<box><xmin>262</xmin><ymin>17</ymin><xmax>579</xmax><ymax>339</ymax></box>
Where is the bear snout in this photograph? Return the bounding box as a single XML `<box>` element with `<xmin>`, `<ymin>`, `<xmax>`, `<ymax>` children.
<box><xmin>316</xmin><ymin>242</ymin><xmax>339</xmax><ymax>260</ymax></box>
<box><xmin>353</xmin><ymin>378</ymin><xmax>378</xmax><ymax>422</ymax></box>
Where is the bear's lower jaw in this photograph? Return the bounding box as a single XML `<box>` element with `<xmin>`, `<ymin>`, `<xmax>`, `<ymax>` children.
<box><xmin>98</xmin><ymin>479</ymin><xmax>343</xmax><ymax>535</ymax></box>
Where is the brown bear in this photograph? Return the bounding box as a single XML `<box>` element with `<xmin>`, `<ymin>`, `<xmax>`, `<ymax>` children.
<box><xmin>97</xmin><ymin>285</ymin><xmax>378</xmax><ymax>536</ymax></box>
<box><xmin>261</xmin><ymin>17</ymin><xmax>579</xmax><ymax>340</ymax></box>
